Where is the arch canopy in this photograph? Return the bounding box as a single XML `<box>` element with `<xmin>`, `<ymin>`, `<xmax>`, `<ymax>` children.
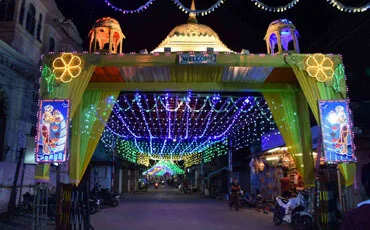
<box><xmin>37</xmin><ymin>52</ymin><xmax>346</xmax><ymax>185</ymax></box>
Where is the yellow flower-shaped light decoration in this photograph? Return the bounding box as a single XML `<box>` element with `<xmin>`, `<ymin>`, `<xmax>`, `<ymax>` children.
<box><xmin>52</xmin><ymin>53</ymin><xmax>82</xmax><ymax>83</ymax></box>
<box><xmin>305</xmin><ymin>53</ymin><xmax>334</xmax><ymax>82</ymax></box>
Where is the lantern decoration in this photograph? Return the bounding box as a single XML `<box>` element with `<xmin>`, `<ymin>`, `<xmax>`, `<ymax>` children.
<box><xmin>258</xmin><ymin>160</ymin><xmax>265</xmax><ymax>172</ymax></box>
<box><xmin>305</xmin><ymin>53</ymin><xmax>334</xmax><ymax>82</ymax></box>
<box><xmin>88</xmin><ymin>17</ymin><xmax>125</xmax><ymax>54</ymax></box>
<box><xmin>264</xmin><ymin>19</ymin><xmax>300</xmax><ymax>54</ymax></box>
<box><xmin>282</xmin><ymin>156</ymin><xmax>291</xmax><ymax>168</ymax></box>
<box><xmin>52</xmin><ymin>53</ymin><xmax>82</xmax><ymax>83</ymax></box>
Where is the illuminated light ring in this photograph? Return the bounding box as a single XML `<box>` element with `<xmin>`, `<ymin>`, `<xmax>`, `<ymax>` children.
<box><xmin>173</xmin><ymin>0</ymin><xmax>225</xmax><ymax>16</ymax></box>
<box><xmin>104</xmin><ymin>0</ymin><xmax>156</xmax><ymax>14</ymax></box>
<box><xmin>326</xmin><ymin>0</ymin><xmax>369</xmax><ymax>13</ymax></box>
<box><xmin>250</xmin><ymin>0</ymin><xmax>300</xmax><ymax>12</ymax></box>
<box><xmin>52</xmin><ymin>53</ymin><xmax>82</xmax><ymax>83</ymax></box>
<box><xmin>305</xmin><ymin>53</ymin><xmax>334</xmax><ymax>82</ymax></box>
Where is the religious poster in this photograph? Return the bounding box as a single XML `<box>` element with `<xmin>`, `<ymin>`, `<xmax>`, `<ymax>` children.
<box><xmin>319</xmin><ymin>100</ymin><xmax>355</xmax><ymax>163</ymax></box>
<box><xmin>35</xmin><ymin>100</ymin><xmax>70</xmax><ymax>163</ymax></box>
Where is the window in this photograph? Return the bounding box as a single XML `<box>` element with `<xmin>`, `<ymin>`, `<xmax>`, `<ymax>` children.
<box><xmin>36</xmin><ymin>13</ymin><xmax>42</xmax><ymax>41</ymax></box>
<box><xmin>0</xmin><ymin>0</ymin><xmax>15</xmax><ymax>22</ymax></box>
<box><xmin>25</xmin><ymin>3</ymin><xmax>36</xmax><ymax>35</ymax></box>
<box><xmin>19</xmin><ymin>0</ymin><xmax>25</xmax><ymax>24</ymax></box>
<box><xmin>49</xmin><ymin>37</ymin><xmax>55</xmax><ymax>52</ymax></box>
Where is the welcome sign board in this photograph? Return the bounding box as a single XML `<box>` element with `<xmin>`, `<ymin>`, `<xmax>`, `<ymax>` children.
<box><xmin>178</xmin><ymin>53</ymin><xmax>216</xmax><ymax>64</ymax></box>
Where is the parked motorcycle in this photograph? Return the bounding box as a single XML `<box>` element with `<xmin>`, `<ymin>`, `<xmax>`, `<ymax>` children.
<box><xmin>240</xmin><ymin>191</ymin><xmax>257</xmax><ymax>208</ymax></box>
<box><xmin>15</xmin><ymin>192</ymin><xmax>34</xmax><ymax>216</ymax></box>
<box><xmin>91</xmin><ymin>187</ymin><xmax>119</xmax><ymax>207</ymax></box>
<box><xmin>88</xmin><ymin>198</ymin><xmax>101</xmax><ymax>214</ymax></box>
<box><xmin>138</xmin><ymin>179</ymin><xmax>149</xmax><ymax>192</ymax></box>
<box><xmin>273</xmin><ymin>191</ymin><xmax>312</xmax><ymax>230</ymax></box>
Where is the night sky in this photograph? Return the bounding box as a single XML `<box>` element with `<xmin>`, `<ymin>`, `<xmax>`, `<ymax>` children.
<box><xmin>56</xmin><ymin>0</ymin><xmax>370</xmax><ymax>101</ymax></box>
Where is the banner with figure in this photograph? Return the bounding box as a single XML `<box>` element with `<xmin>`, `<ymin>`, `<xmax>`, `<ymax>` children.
<box><xmin>319</xmin><ymin>100</ymin><xmax>355</xmax><ymax>163</ymax></box>
<box><xmin>35</xmin><ymin>100</ymin><xmax>70</xmax><ymax>163</ymax></box>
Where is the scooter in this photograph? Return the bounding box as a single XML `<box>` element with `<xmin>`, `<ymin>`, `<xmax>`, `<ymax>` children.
<box><xmin>273</xmin><ymin>191</ymin><xmax>312</xmax><ymax>230</ymax></box>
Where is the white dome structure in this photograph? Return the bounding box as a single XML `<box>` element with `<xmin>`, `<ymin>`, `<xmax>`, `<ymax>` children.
<box><xmin>151</xmin><ymin>1</ymin><xmax>233</xmax><ymax>53</ymax></box>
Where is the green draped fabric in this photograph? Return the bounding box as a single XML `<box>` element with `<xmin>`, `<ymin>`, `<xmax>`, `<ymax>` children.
<box><xmin>338</xmin><ymin>163</ymin><xmax>356</xmax><ymax>187</ymax></box>
<box><xmin>69</xmin><ymin>90</ymin><xmax>120</xmax><ymax>184</ymax></box>
<box><xmin>263</xmin><ymin>91</ymin><xmax>314</xmax><ymax>185</ymax></box>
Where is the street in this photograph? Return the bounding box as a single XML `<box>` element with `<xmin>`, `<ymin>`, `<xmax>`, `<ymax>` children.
<box><xmin>91</xmin><ymin>187</ymin><xmax>291</xmax><ymax>230</ymax></box>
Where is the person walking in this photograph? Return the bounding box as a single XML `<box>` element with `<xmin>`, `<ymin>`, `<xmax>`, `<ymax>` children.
<box><xmin>341</xmin><ymin>162</ymin><xmax>370</xmax><ymax>230</ymax></box>
<box><xmin>280</xmin><ymin>172</ymin><xmax>291</xmax><ymax>198</ymax></box>
<box><xmin>229</xmin><ymin>178</ymin><xmax>241</xmax><ymax>211</ymax></box>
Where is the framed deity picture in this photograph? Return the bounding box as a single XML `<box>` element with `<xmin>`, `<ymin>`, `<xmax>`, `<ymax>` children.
<box><xmin>35</xmin><ymin>99</ymin><xmax>70</xmax><ymax>163</ymax></box>
<box><xmin>318</xmin><ymin>100</ymin><xmax>355</xmax><ymax>163</ymax></box>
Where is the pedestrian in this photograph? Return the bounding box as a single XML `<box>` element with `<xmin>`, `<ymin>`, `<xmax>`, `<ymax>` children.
<box><xmin>229</xmin><ymin>177</ymin><xmax>241</xmax><ymax>211</ymax></box>
<box><xmin>341</xmin><ymin>162</ymin><xmax>370</xmax><ymax>230</ymax></box>
<box><xmin>280</xmin><ymin>172</ymin><xmax>290</xmax><ymax>198</ymax></box>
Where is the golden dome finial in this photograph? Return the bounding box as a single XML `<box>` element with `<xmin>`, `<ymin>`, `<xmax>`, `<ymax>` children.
<box><xmin>188</xmin><ymin>0</ymin><xmax>197</xmax><ymax>24</ymax></box>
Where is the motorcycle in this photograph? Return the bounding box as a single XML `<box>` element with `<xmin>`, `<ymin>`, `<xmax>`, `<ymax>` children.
<box><xmin>138</xmin><ymin>179</ymin><xmax>149</xmax><ymax>192</ymax></box>
<box><xmin>91</xmin><ymin>186</ymin><xmax>119</xmax><ymax>207</ymax></box>
<box><xmin>273</xmin><ymin>191</ymin><xmax>312</xmax><ymax>230</ymax></box>
<box><xmin>15</xmin><ymin>192</ymin><xmax>34</xmax><ymax>216</ymax></box>
<box><xmin>88</xmin><ymin>198</ymin><xmax>101</xmax><ymax>214</ymax></box>
<box><xmin>240</xmin><ymin>191</ymin><xmax>257</xmax><ymax>208</ymax></box>
<box><xmin>154</xmin><ymin>182</ymin><xmax>159</xmax><ymax>189</ymax></box>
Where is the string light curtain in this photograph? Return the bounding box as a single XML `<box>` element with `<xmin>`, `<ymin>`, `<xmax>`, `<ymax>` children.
<box><xmin>69</xmin><ymin>90</ymin><xmax>119</xmax><ymax>184</ymax></box>
<box><xmin>263</xmin><ymin>91</ymin><xmax>313</xmax><ymax>184</ymax></box>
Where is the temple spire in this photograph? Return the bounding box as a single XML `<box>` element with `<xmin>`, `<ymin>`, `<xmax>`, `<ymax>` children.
<box><xmin>188</xmin><ymin>0</ymin><xmax>198</xmax><ymax>24</ymax></box>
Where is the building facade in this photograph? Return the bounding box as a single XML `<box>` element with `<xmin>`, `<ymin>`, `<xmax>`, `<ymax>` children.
<box><xmin>0</xmin><ymin>0</ymin><xmax>82</xmax><ymax>214</ymax></box>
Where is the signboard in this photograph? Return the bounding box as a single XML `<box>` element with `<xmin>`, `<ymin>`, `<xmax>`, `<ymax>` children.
<box><xmin>35</xmin><ymin>100</ymin><xmax>70</xmax><ymax>163</ymax></box>
<box><xmin>178</xmin><ymin>53</ymin><xmax>216</xmax><ymax>64</ymax></box>
<box><xmin>319</xmin><ymin>100</ymin><xmax>355</xmax><ymax>163</ymax></box>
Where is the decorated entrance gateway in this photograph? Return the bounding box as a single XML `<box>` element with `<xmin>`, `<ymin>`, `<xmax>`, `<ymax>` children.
<box><xmin>36</xmin><ymin>2</ymin><xmax>354</xmax><ymax>189</ymax></box>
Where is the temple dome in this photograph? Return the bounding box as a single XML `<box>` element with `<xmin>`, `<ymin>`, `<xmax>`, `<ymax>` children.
<box><xmin>151</xmin><ymin>1</ymin><xmax>233</xmax><ymax>53</ymax></box>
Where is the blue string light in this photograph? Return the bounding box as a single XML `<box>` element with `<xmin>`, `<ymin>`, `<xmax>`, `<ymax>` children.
<box><xmin>104</xmin><ymin>0</ymin><xmax>156</xmax><ymax>14</ymax></box>
<box><xmin>99</xmin><ymin>93</ymin><xmax>276</xmax><ymax>159</ymax></box>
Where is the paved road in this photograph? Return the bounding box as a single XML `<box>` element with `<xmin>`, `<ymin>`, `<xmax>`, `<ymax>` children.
<box><xmin>91</xmin><ymin>187</ymin><xmax>291</xmax><ymax>230</ymax></box>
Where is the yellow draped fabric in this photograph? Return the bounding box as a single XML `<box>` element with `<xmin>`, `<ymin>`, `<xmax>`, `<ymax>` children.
<box><xmin>292</xmin><ymin>67</ymin><xmax>345</xmax><ymax>123</ymax></box>
<box><xmin>48</xmin><ymin>65</ymin><xmax>97</xmax><ymax>118</ymax></box>
<box><xmin>292</xmin><ymin>67</ymin><xmax>353</xmax><ymax>186</ymax></box>
<box><xmin>35</xmin><ymin>65</ymin><xmax>96</xmax><ymax>182</ymax></box>
<box><xmin>338</xmin><ymin>163</ymin><xmax>356</xmax><ymax>187</ymax></box>
<box><xmin>263</xmin><ymin>92</ymin><xmax>314</xmax><ymax>184</ymax></box>
<box><xmin>69</xmin><ymin>90</ymin><xmax>120</xmax><ymax>184</ymax></box>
